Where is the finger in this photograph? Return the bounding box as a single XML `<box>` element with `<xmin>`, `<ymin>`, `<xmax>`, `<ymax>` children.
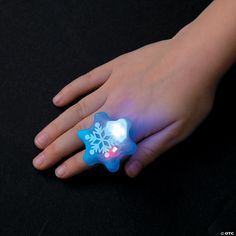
<box><xmin>34</xmin><ymin>89</ymin><xmax>107</xmax><ymax>149</ymax></box>
<box><xmin>53</xmin><ymin>62</ymin><xmax>113</xmax><ymax>106</ymax></box>
<box><xmin>55</xmin><ymin>150</ymin><xmax>91</xmax><ymax>179</ymax></box>
<box><xmin>125</xmin><ymin>121</ymin><xmax>185</xmax><ymax>178</ymax></box>
<box><xmin>32</xmin><ymin>114</ymin><xmax>95</xmax><ymax>170</ymax></box>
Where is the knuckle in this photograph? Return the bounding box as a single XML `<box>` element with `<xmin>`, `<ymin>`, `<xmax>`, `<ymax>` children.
<box><xmin>159</xmin><ymin>124</ymin><xmax>184</xmax><ymax>149</ymax></box>
<box><xmin>49</xmin><ymin>120</ymin><xmax>61</xmax><ymax>134</ymax></box>
<box><xmin>76</xmin><ymin>100</ymin><xmax>87</xmax><ymax>118</ymax></box>
<box><xmin>167</xmin><ymin>121</ymin><xmax>187</xmax><ymax>144</ymax></box>
<box><xmin>80</xmin><ymin>72</ymin><xmax>94</xmax><ymax>88</ymax></box>
<box><xmin>142</xmin><ymin>145</ymin><xmax>155</xmax><ymax>157</ymax></box>
<box><xmin>74</xmin><ymin>155</ymin><xmax>82</xmax><ymax>166</ymax></box>
<box><xmin>47</xmin><ymin>142</ymin><xmax>59</xmax><ymax>156</ymax></box>
<box><xmin>85</xmin><ymin>71</ymin><xmax>94</xmax><ymax>82</ymax></box>
<box><xmin>75</xmin><ymin>121</ymin><xmax>86</xmax><ymax>131</ymax></box>
<box><xmin>140</xmin><ymin>145</ymin><xmax>156</xmax><ymax>164</ymax></box>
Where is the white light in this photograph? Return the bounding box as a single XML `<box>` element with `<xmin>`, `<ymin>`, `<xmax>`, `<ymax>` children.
<box><xmin>105</xmin><ymin>119</ymin><xmax>127</xmax><ymax>143</ymax></box>
<box><xmin>104</xmin><ymin>152</ymin><xmax>110</xmax><ymax>158</ymax></box>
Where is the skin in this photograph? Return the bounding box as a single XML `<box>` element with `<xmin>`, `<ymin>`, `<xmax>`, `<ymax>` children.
<box><xmin>33</xmin><ymin>0</ymin><xmax>236</xmax><ymax>178</ymax></box>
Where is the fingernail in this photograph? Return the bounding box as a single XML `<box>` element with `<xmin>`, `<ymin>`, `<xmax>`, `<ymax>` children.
<box><xmin>33</xmin><ymin>153</ymin><xmax>45</xmax><ymax>168</ymax></box>
<box><xmin>35</xmin><ymin>132</ymin><xmax>48</xmax><ymax>148</ymax></box>
<box><xmin>53</xmin><ymin>93</ymin><xmax>61</xmax><ymax>104</ymax></box>
<box><xmin>127</xmin><ymin>161</ymin><xmax>141</xmax><ymax>177</ymax></box>
<box><xmin>55</xmin><ymin>165</ymin><xmax>66</xmax><ymax>178</ymax></box>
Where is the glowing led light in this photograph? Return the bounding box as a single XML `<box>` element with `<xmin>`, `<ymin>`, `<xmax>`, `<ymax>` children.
<box><xmin>78</xmin><ymin>112</ymin><xmax>137</xmax><ymax>172</ymax></box>
<box><xmin>104</xmin><ymin>152</ymin><xmax>110</xmax><ymax>158</ymax></box>
<box><xmin>106</xmin><ymin>119</ymin><xmax>127</xmax><ymax>143</ymax></box>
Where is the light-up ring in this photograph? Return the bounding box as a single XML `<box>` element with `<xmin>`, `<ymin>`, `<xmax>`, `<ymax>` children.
<box><xmin>77</xmin><ymin>112</ymin><xmax>137</xmax><ymax>172</ymax></box>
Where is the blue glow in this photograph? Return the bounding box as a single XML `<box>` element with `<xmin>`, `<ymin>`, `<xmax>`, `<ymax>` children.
<box><xmin>77</xmin><ymin>112</ymin><xmax>137</xmax><ymax>172</ymax></box>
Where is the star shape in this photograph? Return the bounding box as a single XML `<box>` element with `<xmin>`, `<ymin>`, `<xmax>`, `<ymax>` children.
<box><xmin>77</xmin><ymin>112</ymin><xmax>137</xmax><ymax>172</ymax></box>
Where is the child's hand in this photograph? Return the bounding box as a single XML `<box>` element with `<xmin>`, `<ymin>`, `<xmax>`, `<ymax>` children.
<box><xmin>33</xmin><ymin>35</ymin><xmax>218</xmax><ymax>178</ymax></box>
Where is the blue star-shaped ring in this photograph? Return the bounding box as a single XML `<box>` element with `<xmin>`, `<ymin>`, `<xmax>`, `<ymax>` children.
<box><xmin>77</xmin><ymin>112</ymin><xmax>137</xmax><ymax>172</ymax></box>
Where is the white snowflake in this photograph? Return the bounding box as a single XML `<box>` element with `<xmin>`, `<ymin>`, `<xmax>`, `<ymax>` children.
<box><xmin>85</xmin><ymin>122</ymin><xmax>115</xmax><ymax>155</ymax></box>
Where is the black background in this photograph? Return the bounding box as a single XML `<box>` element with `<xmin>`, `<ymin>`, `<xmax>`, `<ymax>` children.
<box><xmin>0</xmin><ymin>0</ymin><xmax>235</xmax><ymax>235</ymax></box>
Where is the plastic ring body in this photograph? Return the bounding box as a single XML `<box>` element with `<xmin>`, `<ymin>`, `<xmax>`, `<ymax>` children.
<box><xmin>78</xmin><ymin>112</ymin><xmax>137</xmax><ymax>172</ymax></box>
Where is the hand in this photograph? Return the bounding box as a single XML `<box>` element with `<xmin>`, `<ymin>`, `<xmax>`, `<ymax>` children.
<box><xmin>33</xmin><ymin>35</ymin><xmax>217</xmax><ymax>178</ymax></box>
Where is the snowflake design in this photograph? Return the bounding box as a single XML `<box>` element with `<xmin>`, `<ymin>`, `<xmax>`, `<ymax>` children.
<box><xmin>77</xmin><ymin>112</ymin><xmax>137</xmax><ymax>172</ymax></box>
<box><xmin>85</xmin><ymin>122</ymin><xmax>115</xmax><ymax>156</ymax></box>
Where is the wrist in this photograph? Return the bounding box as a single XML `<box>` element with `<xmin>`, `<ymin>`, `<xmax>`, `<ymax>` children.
<box><xmin>168</xmin><ymin>27</ymin><xmax>221</xmax><ymax>93</ymax></box>
<box><xmin>173</xmin><ymin>0</ymin><xmax>236</xmax><ymax>82</ymax></box>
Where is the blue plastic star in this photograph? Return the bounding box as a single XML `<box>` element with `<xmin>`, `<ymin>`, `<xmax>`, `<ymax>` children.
<box><xmin>77</xmin><ymin>112</ymin><xmax>137</xmax><ymax>172</ymax></box>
